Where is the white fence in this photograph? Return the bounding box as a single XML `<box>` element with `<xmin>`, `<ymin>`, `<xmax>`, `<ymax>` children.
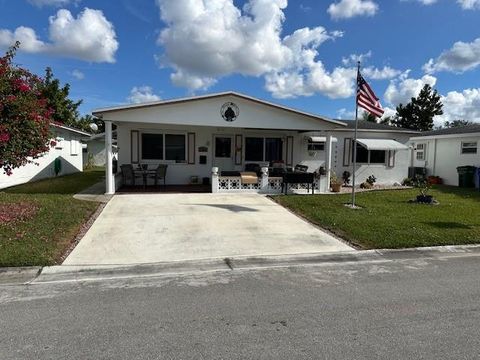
<box><xmin>211</xmin><ymin>167</ymin><xmax>324</xmax><ymax>194</ymax></box>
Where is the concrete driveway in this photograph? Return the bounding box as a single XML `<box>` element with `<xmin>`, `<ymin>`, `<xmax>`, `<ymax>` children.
<box><xmin>64</xmin><ymin>193</ymin><xmax>352</xmax><ymax>265</ymax></box>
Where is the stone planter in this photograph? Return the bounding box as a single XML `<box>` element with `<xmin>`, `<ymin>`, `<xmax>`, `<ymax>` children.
<box><xmin>416</xmin><ymin>195</ymin><xmax>433</xmax><ymax>204</ymax></box>
<box><xmin>331</xmin><ymin>183</ymin><xmax>342</xmax><ymax>193</ymax></box>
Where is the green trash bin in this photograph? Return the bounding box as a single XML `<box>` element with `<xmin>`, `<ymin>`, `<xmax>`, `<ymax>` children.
<box><xmin>457</xmin><ymin>166</ymin><xmax>476</xmax><ymax>187</ymax></box>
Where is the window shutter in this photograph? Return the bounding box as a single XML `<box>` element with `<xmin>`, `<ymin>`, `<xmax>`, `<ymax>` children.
<box><xmin>131</xmin><ymin>130</ymin><xmax>139</xmax><ymax>163</ymax></box>
<box><xmin>388</xmin><ymin>150</ymin><xmax>395</xmax><ymax>167</ymax></box>
<box><xmin>343</xmin><ymin>138</ymin><xmax>351</xmax><ymax>166</ymax></box>
<box><xmin>187</xmin><ymin>132</ymin><xmax>195</xmax><ymax>164</ymax></box>
<box><xmin>235</xmin><ymin>134</ymin><xmax>243</xmax><ymax>165</ymax></box>
<box><xmin>70</xmin><ymin>139</ymin><xmax>79</xmax><ymax>155</ymax></box>
<box><xmin>286</xmin><ymin>136</ymin><xmax>294</xmax><ymax>166</ymax></box>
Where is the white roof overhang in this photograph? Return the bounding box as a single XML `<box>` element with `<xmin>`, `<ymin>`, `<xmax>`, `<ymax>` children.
<box><xmin>306</xmin><ymin>136</ymin><xmax>338</xmax><ymax>142</ymax></box>
<box><xmin>356</xmin><ymin>138</ymin><xmax>408</xmax><ymax>150</ymax></box>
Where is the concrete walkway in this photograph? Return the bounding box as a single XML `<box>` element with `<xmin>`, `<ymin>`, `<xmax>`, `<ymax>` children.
<box><xmin>73</xmin><ymin>180</ymin><xmax>112</xmax><ymax>203</ymax></box>
<box><xmin>64</xmin><ymin>193</ymin><xmax>352</xmax><ymax>265</ymax></box>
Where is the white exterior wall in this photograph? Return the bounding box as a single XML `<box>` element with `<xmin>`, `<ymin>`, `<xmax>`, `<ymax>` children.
<box><xmin>117</xmin><ymin>123</ymin><xmax>303</xmax><ymax>185</ymax></box>
<box><xmin>83</xmin><ymin>139</ymin><xmax>106</xmax><ymax>167</ymax></box>
<box><xmin>332</xmin><ymin>131</ymin><xmax>411</xmax><ymax>185</ymax></box>
<box><xmin>412</xmin><ymin>135</ymin><xmax>480</xmax><ymax>186</ymax></box>
<box><xmin>0</xmin><ymin>128</ymin><xmax>84</xmax><ymax>190</ymax></box>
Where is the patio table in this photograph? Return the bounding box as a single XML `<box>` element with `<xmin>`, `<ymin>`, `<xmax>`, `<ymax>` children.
<box><xmin>133</xmin><ymin>169</ymin><xmax>156</xmax><ymax>189</ymax></box>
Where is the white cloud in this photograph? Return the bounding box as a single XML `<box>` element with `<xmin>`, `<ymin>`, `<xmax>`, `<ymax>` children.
<box><xmin>341</xmin><ymin>51</ymin><xmax>372</xmax><ymax>66</ymax></box>
<box><xmin>423</xmin><ymin>37</ymin><xmax>480</xmax><ymax>74</ymax></box>
<box><xmin>27</xmin><ymin>0</ymin><xmax>76</xmax><ymax>7</ymax></box>
<box><xmin>384</xmin><ymin>72</ymin><xmax>437</xmax><ymax>106</ymax></box>
<box><xmin>363</xmin><ymin>66</ymin><xmax>402</xmax><ymax>80</ymax></box>
<box><xmin>437</xmin><ymin>88</ymin><xmax>480</xmax><ymax>124</ymax></box>
<box><xmin>0</xmin><ymin>8</ymin><xmax>118</xmax><ymax>63</ymax></box>
<box><xmin>71</xmin><ymin>69</ymin><xmax>84</xmax><ymax>80</ymax></box>
<box><xmin>336</xmin><ymin>108</ymin><xmax>355</xmax><ymax>119</ymax></box>
<box><xmin>327</xmin><ymin>0</ymin><xmax>378</xmax><ymax>20</ymax></box>
<box><xmin>156</xmin><ymin>0</ymin><xmax>358</xmax><ymax>98</ymax></box>
<box><xmin>127</xmin><ymin>86</ymin><xmax>161</xmax><ymax>104</ymax></box>
<box><xmin>457</xmin><ymin>0</ymin><xmax>480</xmax><ymax>9</ymax></box>
<box><xmin>415</xmin><ymin>0</ymin><xmax>438</xmax><ymax>5</ymax></box>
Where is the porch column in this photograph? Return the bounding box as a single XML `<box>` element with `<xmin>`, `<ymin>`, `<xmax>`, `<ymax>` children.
<box><xmin>105</xmin><ymin>120</ymin><xmax>115</xmax><ymax>195</ymax></box>
<box><xmin>323</xmin><ymin>134</ymin><xmax>333</xmax><ymax>193</ymax></box>
<box><xmin>211</xmin><ymin>167</ymin><xmax>219</xmax><ymax>193</ymax></box>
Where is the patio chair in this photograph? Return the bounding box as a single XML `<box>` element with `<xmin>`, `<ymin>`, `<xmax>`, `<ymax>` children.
<box><xmin>120</xmin><ymin>164</ymin><xmax>141</xmax><ymax>186</ymax></box>
<box><xmin>149</xmin><ymin>164</ymin><xmax>168</xmax><ymax>187</ymax></box>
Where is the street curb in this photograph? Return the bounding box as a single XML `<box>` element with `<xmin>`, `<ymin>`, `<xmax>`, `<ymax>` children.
<box><xmin>2</xmin><ymin>244</ymin><xmax>480</xmax><ymax>285</ymax></box>
<box><xmin>0</xmin><ymin>266</ymin><xmax>42</xmax><ymax>285</ymax></box>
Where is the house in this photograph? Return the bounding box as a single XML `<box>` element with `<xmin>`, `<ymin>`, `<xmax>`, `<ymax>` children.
<box><xmin>0</xmin><ymin>123</ymin><xmax>90</xmax><ymax>190</ymax></box>
<box><xmin>82</xmin><ymin>131</ymin><xmax>117</xmax><ymax>168</ymax></box>
<box><xmin>92</xmin><ymin>91</ymin><xmax>416</xmax><ymax>195</ymax></box>
<box><xmin>409</xmin><ymin>124</ymin><xmax>480</xmax><ymax>186</ymax></box>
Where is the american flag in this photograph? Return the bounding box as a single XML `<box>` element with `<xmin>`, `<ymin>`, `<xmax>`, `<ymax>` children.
<box><xmin>357</xmin><ymin>72</ymin><xmax>384</xmax><ymax>118</ymax></box>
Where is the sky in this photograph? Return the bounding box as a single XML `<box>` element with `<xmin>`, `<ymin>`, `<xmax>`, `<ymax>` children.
<box><xmin>0</xmin><ymin>0</ymin><xmax>479</xmax><ymax>125</ymax></box>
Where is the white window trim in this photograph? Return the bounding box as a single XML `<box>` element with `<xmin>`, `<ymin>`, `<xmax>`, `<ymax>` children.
<box><xmin>307</xmin><ymin>140</ymin><xmax>325</xmax><ymax>151</ymax></box>
<box><xmin>140</xmin><ymin>130</ymin><xmax>188</xmax><ymax>164</ymax></box>
<box><xmin>415</xmin><ymin>143</ymin><xmax>426</xmax><ymax>160</ymax></box>
<box><xmin>461</xmin><ymin>141</ymin><xmax>477</xmax><ymax>155</ymax></box>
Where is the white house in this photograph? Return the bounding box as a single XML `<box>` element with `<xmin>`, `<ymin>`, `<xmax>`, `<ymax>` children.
<box><xmin>82</xmin><ymin>131</ymin><xmax>117</xmax><ymax>168</ymax></box>
<box><xmin>410</xmin><ymin>124</ymin><xmax>480</xmax><ymax>186</ymax></box>
<box><xmin>92</xmin><ymin>91</ymin><xmax>416</xmax><ymax>195</ymax></box>
<box><xmin>0</xmin><ymin>123</ymin><xmax>89</xmax><ymax>190</ymax></box>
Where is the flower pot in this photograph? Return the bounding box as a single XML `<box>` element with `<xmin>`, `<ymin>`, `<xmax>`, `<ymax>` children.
<box><xmin>331</xmin><ymin>183</ymin><xmax>342</xmax><ymax>193</ymax></box>
<box><xmin>416</xmin><ymin>195</ymin><xmax>433</xmax><ymax>204</ymax></box>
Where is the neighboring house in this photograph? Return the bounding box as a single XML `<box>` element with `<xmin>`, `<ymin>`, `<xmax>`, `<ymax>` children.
<box><xmin>82</xmin><ymin>131</ymin><xmax>117</xmax><ymax>168</ymax></box>
<box><xmin>92</xmin><ymin>91</ymin><xmax>415</xmax><ymax>194</ymax></box>
<box><xmin>410</xmin><ymin>124</ymin><xmax>480</xmax><ymax>186</ymax></box>
<box><xmin>0</xmin><ymin>123</ymin><xmax>89</xmax><ymax>190</ymax></box>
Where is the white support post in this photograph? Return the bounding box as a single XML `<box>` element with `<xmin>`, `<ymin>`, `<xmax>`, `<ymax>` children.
<box><xmin>324</xmin><ymin>134</ymin><xmax>333</xmax><ymax>193</ymax></box>
<box><xmin>260</xmin><ymin>166</ymin><xmax>269</xmax><ymax>191</ymax></box>
<box><xmin>105</xmin><ymin>120</ymin><xmax>115</xmax><ymax>195</ymax></box>
<box><xmin>211</xmin><ymin>167</ymin><xmax>219</xmax><ymax>193</ymax></box>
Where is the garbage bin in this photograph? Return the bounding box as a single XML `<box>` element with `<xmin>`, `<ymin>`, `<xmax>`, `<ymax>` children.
<box><xmin>457</xmin><ymin>166</ymin><xmax>476</xmax><ymax>188</ymax></box>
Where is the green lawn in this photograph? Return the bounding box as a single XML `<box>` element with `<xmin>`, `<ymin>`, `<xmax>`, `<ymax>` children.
<box><xmin>274</xmin><ymin>186</ymin><xmax>480</xmax><ymax>249</ymax></box>
<box><xmin>0</xmin><ymin>168</ymin><xmax>105</xmax><ymax>267</ymax></box>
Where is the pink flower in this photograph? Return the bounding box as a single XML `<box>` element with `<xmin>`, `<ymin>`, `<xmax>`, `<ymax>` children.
<box><xmin>50</xmin><ymin>140</ymin><xmax>57</xmax><ymax>147</ymax></box>
<box><xmin>0</xmin><ymin>133</ymin><xmax>10</xmax><ymax>143</ymax></box>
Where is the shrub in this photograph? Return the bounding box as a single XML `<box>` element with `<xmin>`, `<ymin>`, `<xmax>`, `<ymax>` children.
<box><xmin>342</xmin><ymin>171</ymin><xmax>351</xmax><ymax>186</ymax></box>
<box><xmin>366</xmin><ymin>175</ymin><xmax>377</xmax><ymax>186</ymax></box>
<box><xmin>0</xmin><ymin>42</ymin><xmax>54</xmax><ymax>176</ymax></box>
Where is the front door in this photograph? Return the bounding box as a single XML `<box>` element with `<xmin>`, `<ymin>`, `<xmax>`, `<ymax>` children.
<box><xmin>213</xmin><ymin>135</ymin><xmax>234</xmax><ymax>171</ymax></box>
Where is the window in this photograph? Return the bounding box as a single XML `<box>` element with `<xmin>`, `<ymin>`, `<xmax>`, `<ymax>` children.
<box><xmin>141</xmin><ymin>133</ymin><xmax>186</xmax><ymax>161</ymax></box>
<box><xmin>351</xmin><ymin>142</ymin><xmax>385</xmax><ymax>164</ymax></box>
<box><xmin>370</xmin><ymin>150</ymin><xmax>386</xmax><ymax>164</ymax></box>
<box><xmin>215</xmin><ymin>137</ymin><xmax>232</xmax><ymax>158</ymax></box>
<box><xmin>142</xmin><ymin>133</ymin><xmax>163</xmax><ymax>160</ymax></box>
<box><xmin>265</xmin><ymin>138</ymin><xmax>283</xmax><ymax>162</ymax></box>
<box><xmin>245</xmin><ymin>137</ymin><xmax>264</xmax><ymax>161</ymax></box>
<box><xmin>245</xmin><ymin>137</ymin><xmax>283</xmax><ymax>162</ymax></box>
<box><xmin>461</xmin><ymin>141</ymin><xmax>477</xmax><ymax>154</ymax></box>
<box><xmin>307</xmin><ymin>140</ymin><xmax>325</xmax><ymax>151</ymax></box>
<box><xmin>416</xmin><ymin>143</ymin><xmax>425</xmax><ymax>160</ymax></box>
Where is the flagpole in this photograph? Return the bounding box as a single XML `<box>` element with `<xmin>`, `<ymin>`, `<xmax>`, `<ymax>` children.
<box><xmin>351</xmin><ymin>61</ymin><xmax>361</xmax><ymax>208</ymax></box>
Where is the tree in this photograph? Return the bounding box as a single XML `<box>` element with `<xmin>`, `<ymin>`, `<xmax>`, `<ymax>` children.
<box><xmin>39</xmin><ymin>67</ymin><xmax>93</xmax><ymax>132</ymax></box>
<box><xmin>443</xmin><ymin>119</ymin><xmax>473</xmax><ymax>128</ymax></box>
<box><xmin>392</xmin><ymin>84</ymin><xmax>443</xmax><ymax>131</ymax></box>
<box><xmin>0</xmin><ymin>43</ymin><xmax>54</xmax><ymax>175</ymax></box>
<box><xmin>361</xmin><ymin>111</ymin><xmax>377</xmax><ymax>123</ymax></box>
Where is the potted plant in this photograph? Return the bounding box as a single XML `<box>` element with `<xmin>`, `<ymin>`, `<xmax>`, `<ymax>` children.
<box><xmin>330</xmin><ymin>172</ymin><xmax>342</xmax><ymax>193</ymax></box>
<box><xmin>427</xmin><ymin>175</ymin><xmax>443</xmax><ymax>185</ymax></box>
<box><xmin>360</xmin><ymin>175</ymin><xmax>376</xmax><ymax>189</ymax></box>
<box><xmin>414</xmin><ymin>176</ymin><xmax>433</xmax><ymax>204</ymax></box>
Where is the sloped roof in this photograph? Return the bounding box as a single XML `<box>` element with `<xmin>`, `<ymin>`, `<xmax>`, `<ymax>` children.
<box><xmin>51</xmin><ymin>122</ymin><xmax>90</xmax><ymax>136</ymax></box>
<box><xmin>92</xmin><ymin>91</ymin><xmax>346</xmax><ymax>127</ymax></box>
<box><xmin>414</xmin><ymin>124</ymin><xmax>480</xmax><ymax>137</ymax></box>
<box><xmin>334</xmin><ymin>120</ymin><xmax>419</xmax><ymax>134</ymax></box>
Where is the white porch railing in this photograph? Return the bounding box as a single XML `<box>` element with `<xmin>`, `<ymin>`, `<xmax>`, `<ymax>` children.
<box><xmin>211</xmin><ymin>167</ymin><xmax>324</xmax><ymax>194</ymax></box>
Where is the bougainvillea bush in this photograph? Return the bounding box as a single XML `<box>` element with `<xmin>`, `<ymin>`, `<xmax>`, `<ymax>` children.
<box><xmin>0</xmin><ymin>42</ymin><xmax>54</xmax><ymax>176</ymax></box>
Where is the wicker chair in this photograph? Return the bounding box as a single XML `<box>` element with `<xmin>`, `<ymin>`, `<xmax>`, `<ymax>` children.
<box><xmin>149</xmin><ymin>164</ymin><xmax>168</xmax><ymax>187</ymax></box>
<box><xmin>120</xmin><ymin>164</ymin><xmax>142</xmax><ymax>186</ymax></box>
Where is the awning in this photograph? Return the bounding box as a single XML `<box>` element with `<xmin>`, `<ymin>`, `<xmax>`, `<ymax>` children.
<box><xmin>356</xmin><ymin>138</ymin><xmax>408</xmax><ymax>151</ymax></box>
<box><xmin>306</xmin><ymin>136</ymin><xmax>337</xmax><ymax>142</ymax></box>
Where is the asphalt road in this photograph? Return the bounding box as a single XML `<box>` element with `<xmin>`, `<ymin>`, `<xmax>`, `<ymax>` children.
<box><xmin>1</xmin><ymin>253</ymin><xmax>480</xmax><ymax>359</ymax></box>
